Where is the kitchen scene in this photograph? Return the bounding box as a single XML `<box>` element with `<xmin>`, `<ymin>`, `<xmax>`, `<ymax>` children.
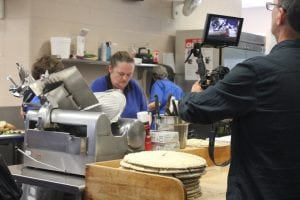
<box><xmin>1</xmin><ymin>0</ymin><xmax>298</xmax><ymax>199</ymax></box>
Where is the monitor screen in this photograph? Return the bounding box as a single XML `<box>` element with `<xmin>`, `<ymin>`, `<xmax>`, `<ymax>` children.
<box><xmin>202</xmin><ymin>13</ymin><xmax>244</xmax><ymax>47</ymax></box>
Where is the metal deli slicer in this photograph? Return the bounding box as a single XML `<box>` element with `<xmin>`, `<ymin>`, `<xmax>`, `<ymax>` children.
<box><xmin>22</xmin><ymin>66</ymin><xmax>145</xmax><ymax>176</ymax></box>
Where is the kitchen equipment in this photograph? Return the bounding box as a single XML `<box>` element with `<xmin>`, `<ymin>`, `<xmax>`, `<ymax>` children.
<box><xmin>91</xmin><ymin>90</ymin><xmax>126</xmax><ymax>123</ymax></box>
<box><xmin>154</xmin><ymin>116</ymin><xmax>188</xmax><ymax>149</ymax></box>
<box><xmin>135</xmin><ymin>47</ymin><xmax>153</xmax><ymax>64</ymax></box>
<box><xmin>7</xmin><ymin>63</ymin><xmax>34</xmax><ymax>98</ymax></box>
<box><xmin>21</xmin><ymin>66</ymin><xmax>145</xmax><ymax>175</ymax></box>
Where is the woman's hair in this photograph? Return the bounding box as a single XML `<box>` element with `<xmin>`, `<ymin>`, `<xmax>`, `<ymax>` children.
<box><xmin>280</xmin><ymin>0</ymin><xmax>300</xmax><ymax>32</ymax></box>
<box><xmin>152</xmin><ymin>65</ymin><xmax>168</xmax><ymax>80</ymax></box>
<box><xmin>110</xmin><ymin>51</ymin><xmax>134</xmax><ymax>68</ymax></box>
<box><xmin>31</xmin><ymin>55</ymin><xmax>65</xmax><ymax>80</ymax></box>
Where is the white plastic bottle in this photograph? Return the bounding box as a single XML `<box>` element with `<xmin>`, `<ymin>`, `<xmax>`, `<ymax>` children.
<box><xmin>98</xmin><ymin>42</ymin><xmax>107</xmax><ymax>61</ymax></box>
<box><xmin>137</xmin><ymin>111</ymin><xmax>152</xmax><ymax>151</ymax></box>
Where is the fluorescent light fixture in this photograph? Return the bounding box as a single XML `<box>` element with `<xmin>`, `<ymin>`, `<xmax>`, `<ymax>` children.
<box><xmin>172</xmin><ymin>0</ymin><xmax>202</xmax><ymax>18</ymax></box>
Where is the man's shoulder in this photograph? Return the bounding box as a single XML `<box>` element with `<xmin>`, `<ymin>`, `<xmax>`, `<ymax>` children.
<box><xmin>242</xmin><ymin>55</ymin><xmax>267</xmax><ymax>65</ymax></box>
<box><xmin>233</xmin><ymin>55</ymin><xmax>270</xmax><ymax>72</ymax></box>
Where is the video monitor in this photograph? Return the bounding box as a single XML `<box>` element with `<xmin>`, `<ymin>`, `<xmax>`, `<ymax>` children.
<box><xmin>202</xmin><ymin>13</ymin><xmax>244</xmax><ymax>47</ymax></box>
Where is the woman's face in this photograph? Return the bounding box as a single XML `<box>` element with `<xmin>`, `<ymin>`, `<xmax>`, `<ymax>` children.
<box><xmin>109</xmin><ymin>61</ymin><xmax>135</xmax><ymax>90</ymax></box>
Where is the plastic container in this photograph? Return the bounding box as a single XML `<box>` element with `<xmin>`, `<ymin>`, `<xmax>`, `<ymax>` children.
<box><xmin>76</xmin><ymin>35</ymin><xmax>85</xmax><ymax>57</ymax></box>
<box><xmin>151</xmin><ymin>142</ymin><xmax>180</xmax><ymax>151</ymax></box>
<box><xmin>153</xmin><ymin>50</ymin><xmax>160</xmax><ymax>64</ymax></box>
<box><xmin>98</xmin><ymin>42</ymin><xmax>107</xmax><ymax>61</ymax></box>
<box><xmin>137</xmin><ymin>111</ymin><xmax>152</xmax><ymax>151</ymax></box>
<box><xmin>174</xmin><ymin>123</ymin><xmax>188</xmax><ymax>149</ymax></box>
<box><xmin>50</xmin><ymin>37</ymin><xmax>71</xmax><ymax>59</ymax></box>
<box><xmin>106</xmin><ymin>42</ymin><xmax>111</xmax><ymax>61</ymax></box>
<box><xmin>155</xmin><ymin>116</ymin><xmax>188</xmax><ymax>149</ymax></box>
<box><xmin>150</xmin><ymin>130</ymin><xmax>179</xmax><ymax>143</ymax></box>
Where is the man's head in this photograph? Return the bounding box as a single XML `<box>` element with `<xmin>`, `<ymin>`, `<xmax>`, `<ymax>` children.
<box><xmin>209</xmin><ymin>66</ymin><xmax>230</xmax><ymax>85</ymax></box>
<box><xmin>268</xmin><ymin>0</ymin><xmax>300</xmax><ymax>42</ymax></box>
<box><xmin>31</xmin><ymin>55</ymin><xmax>65</xmax><ymax>80</ymax></box>
<box><xmin>108</xmin><ymin>51</ymin><xmax>135</xmax><ymax>90</ymax></box>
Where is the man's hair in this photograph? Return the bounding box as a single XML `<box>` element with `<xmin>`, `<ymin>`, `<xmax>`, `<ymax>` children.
<box><xmin>210</xmin><ymin>66</ymin><xmax>230</xmax><ymax>85</ymax></box>
<box><xmin>31</xmin><ymin>55</ymin><xmax>65</xmax><ymax>80</ymax></box>
<box><xmin>280</xmin><ymin>0</ymin><xmax>300</xmax><ymax>32</ymax></box>
<box><xmin>152</xmin><ymin>65</ymin><xmax>168</xmax><ymax>80</ymax></box>
<box><xmin>110</xmin><ymin>51</ymin><xmax>134</xmax><ymax>68</ymax></box>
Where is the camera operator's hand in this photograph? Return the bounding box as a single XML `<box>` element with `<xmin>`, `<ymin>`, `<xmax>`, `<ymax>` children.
<box><xmin>191</xmin><ymin>81</ymin><xmax>204</xmax><ymax>93</ymax></box>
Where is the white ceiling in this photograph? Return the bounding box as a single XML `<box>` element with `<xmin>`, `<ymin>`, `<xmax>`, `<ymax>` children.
<box><xmin>242</xmin><ymin>0</ymin><xmax>269</xmax><ymax>8</ymax></box>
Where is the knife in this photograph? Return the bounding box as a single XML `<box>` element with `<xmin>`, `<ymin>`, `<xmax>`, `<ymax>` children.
<box><xmin>172</xmin><ymin>99</ymin><xmax>178</xmax><ymax>116</ymax></box>
<box><xmin>165</xmin><ymin>94</ymin><xmax>172</xmax><ymax>115</ymax></box>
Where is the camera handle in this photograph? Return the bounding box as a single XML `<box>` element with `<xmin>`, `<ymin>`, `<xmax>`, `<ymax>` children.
<box><xmin>184</xmin><ymin>42</ymin><xmax>208</xmax><ymax>89</ymax></box>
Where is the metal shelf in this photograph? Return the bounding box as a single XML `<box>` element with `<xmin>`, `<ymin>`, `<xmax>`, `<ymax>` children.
<box><xmin>62</xmin><ymin>59</ymin><xmax>109</xmax><ymax>66</ymax></box>
<box><xmin>62</xmin><ymin>59</ymin><xmax>161</xmax><ymax>79</ymax></box>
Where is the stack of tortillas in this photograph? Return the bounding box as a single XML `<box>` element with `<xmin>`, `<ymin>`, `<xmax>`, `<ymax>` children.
<box><xmin>120</xmin><ymin>151</ymin><xmax>207</xmax><ymax>200</ymax></box>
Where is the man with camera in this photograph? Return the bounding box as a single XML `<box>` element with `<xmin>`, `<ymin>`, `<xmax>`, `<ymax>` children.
<box><xmin>179</xmin><ymin>0</ymin><xmax>300</xmax><ymax>199</ymax></box>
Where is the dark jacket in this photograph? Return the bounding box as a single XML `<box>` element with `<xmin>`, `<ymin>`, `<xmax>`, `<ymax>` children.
<box><xmin>0</xmin><ymin>154</ymin><xmax>22</xmax><ymax>200</ymax></box>
<box><xmin>179</xmin><ymin>39</ymin><xmax>300</xmax><ymax>200</ymax></box>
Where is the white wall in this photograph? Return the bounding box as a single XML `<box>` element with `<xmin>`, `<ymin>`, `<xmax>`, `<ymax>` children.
<box><xmin>242</xmin><ymin>7</ymin><xmax>271</xmax><ymax>36</ymax></box>
<box><xmin>0</xmin><ymin>0</ymin><xmax>243</xmax><ymax>106</ymax></box>
<box><xmin>1</xmin><ymin>0</ymin><xmax>177</xmax><ymax>106</ymax></box>
<box><xmin>242</xmin><ymin>7</ymin><xmax>277</xmax><ymax>54</ymax></box>
<box><xmin>0</xmin><ymin>0</ymin><xmax>31</xmax><ymax>106</ymax></box>
<box><xmin>175</xmin><ymin>0</ymin><xmax>242</xmax><ymax>30</ymax></box>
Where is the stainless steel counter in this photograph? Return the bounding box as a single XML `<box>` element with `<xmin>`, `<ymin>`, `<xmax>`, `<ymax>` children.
<box><xmin>9</xmin><ymin>165</ymin><xmax>85</xmax><ymax>200</ymax></box>
<box><xmin>0</xmin><ymin>133</ymin><xmax>24</xmax><ymax>144</ymax></box>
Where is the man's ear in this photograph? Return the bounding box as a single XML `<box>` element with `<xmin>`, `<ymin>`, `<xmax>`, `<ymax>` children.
<box><xmin>277</xmin><ymin>7</ymin><xmax>287</xmax><ymax>26</ymax></box>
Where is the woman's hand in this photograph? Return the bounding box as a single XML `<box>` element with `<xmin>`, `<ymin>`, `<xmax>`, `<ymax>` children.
<box><xmin>148</xmin><ymin>102</ymin><xmax>156</xmax><ymax>111</ymax></box>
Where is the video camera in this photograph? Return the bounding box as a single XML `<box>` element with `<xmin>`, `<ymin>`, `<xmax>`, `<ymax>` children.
<box><xmin>184</xmin><ymin>42</ymin><xmax>230</xmax><ymax>88</ymax></box>
<box><xmin>185</xmin><ymin>42</ymin><xmax>231</xmax><ymax>166</ymax></box>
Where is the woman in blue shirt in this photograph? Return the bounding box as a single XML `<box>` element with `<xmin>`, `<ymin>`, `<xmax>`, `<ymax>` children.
<box><xmin>90</xmin><ymin>51</ymin><xmax>147</xmax><ymax>118</ymax></box>
<box><xmin>148</xmin><ymin>65</ymin><xmax>184</xmax><ymax>114</ymax></box>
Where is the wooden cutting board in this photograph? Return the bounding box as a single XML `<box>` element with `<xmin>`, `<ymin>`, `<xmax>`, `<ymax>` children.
<box><xmin>180</xmin><ymin>145</ymin><xmax>230</xmax><ymax>166</ymax></box>
<box><xmin>85</xmin><ymin>146</ymin><xmax>231</xmax><ymax>200</ymax></box>
<box><xmin>85</xmin><ymin>159</ymin><xmax>229</xmax><ymax>200</ymax></box>
<box><xmin>85</xmin><ymin>160</ymin><xmax>186</xmax><ymax>200</ymax></box>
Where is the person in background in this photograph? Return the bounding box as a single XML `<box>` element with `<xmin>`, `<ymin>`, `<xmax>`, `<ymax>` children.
<box><xmin>148</xmin><ymin>65</ymin><xmax>184</xmax><ymax>115</ymax></box>
<box><xmin>90</xmin><ymin>51</ymin><xmax>147</xmax><ymax>118</ymax></box>
<box><xmin>21</xmin><ymin>55</ymin><xmax>65</xmax><ymax>117</ymax></box>
<box><xmin>179</xmin><ymin>0</ymin><xmax>300</xmax><ymax>199</ymax></box>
